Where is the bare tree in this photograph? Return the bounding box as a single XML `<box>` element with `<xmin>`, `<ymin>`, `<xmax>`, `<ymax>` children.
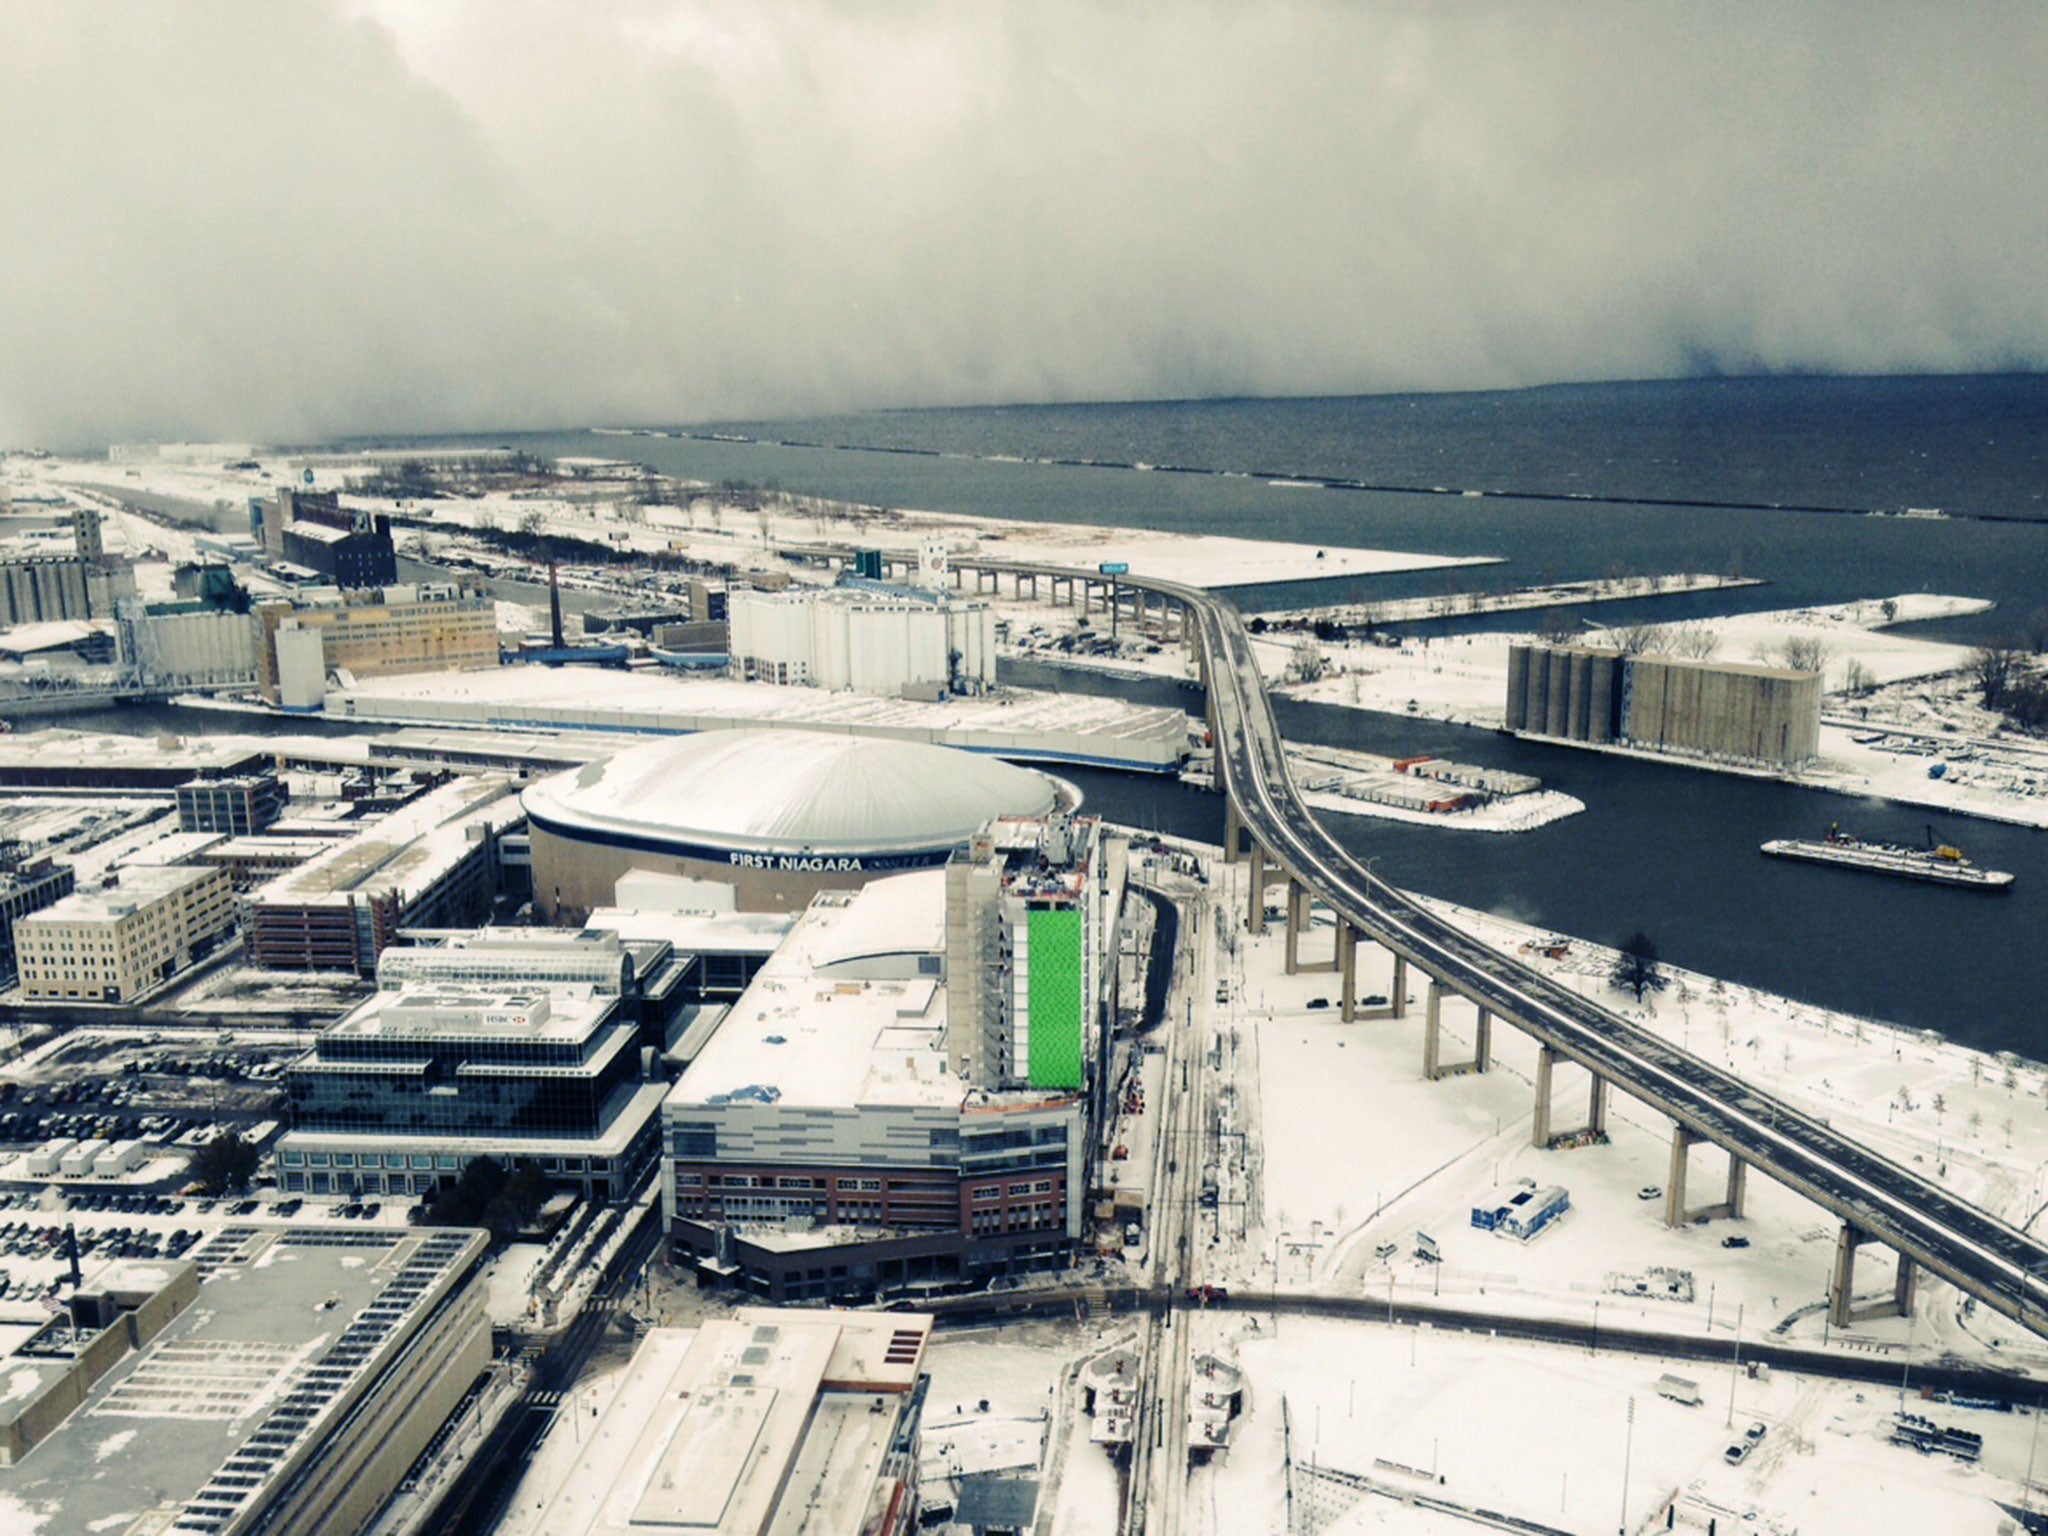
<box><xmin>1605</xmin><ymin>622</ymin><xmax>1662</xmax><ymax>657</ymax></box>
<box><xmin>1537</xmin><ymin>608</ymin><xmax>1578</xmax><ymax>646</ymax></box>
<box><xmin>1610</xmin><ymin>931</ymin><xmax>1666</xmax><ymax>1002</ymax></box>
<box><xmin>1878</xmin><ymin>597</ymin><xmax>1899</xmax><ymax>625</ymax></box>
<box><xmin>1666</xmin><ymin>623</ymin><xmax>1722</xmax><ymax>661</ymax></box>
<box><xmin>1838</xmin><ymin>658</ymin><xmax>1873</xmax><ymax>695</ymax></box>
<box><xmin>1970</xmin><ymin>645</ymin><xmax>2026</xmax><ymax>707</ymax></box>
<box><xmin>1289</xmin><ymin>635</ymin><xmax>1328</xmax><ymax>684</ymax></box>
<box><xmin>1778</xmin><ymin>635</ymin><xmax>1829</xmax><ymax>673</ymax></box>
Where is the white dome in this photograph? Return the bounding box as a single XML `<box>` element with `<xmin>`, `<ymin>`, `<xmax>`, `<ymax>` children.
<box><xmin>522</xmin><ymin>729</ymin><xmax>1059</xmax><ymax>858</ymax></box>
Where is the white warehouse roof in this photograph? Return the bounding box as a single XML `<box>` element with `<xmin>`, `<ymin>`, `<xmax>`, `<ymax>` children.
<box><xmin>522</xmin><ymin>729</ymin><xmax>1059</xmax><ymax>858</ymax></box>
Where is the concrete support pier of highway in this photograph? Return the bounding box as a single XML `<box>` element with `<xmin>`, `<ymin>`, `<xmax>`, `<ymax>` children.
<box><xmin>1532</xmin><ymin>1045</ymin><xmax>1608</xmax><ymax>1148</ymax></box>
<box><xmin>1665</xmin><ymin>1126</ymin><xmax>1747</xmax><ymax>1227</ymax></box>
<box><xmin>1283</xmin><ymin>879</ymin><xmax>1339</xmax><ymax>975</ymax></box>
<box><xmin>1423</xmin><ymin>983</ymin><xmax>1490</xmax><ymax>1079</ymax></box>
<box><xmin>1830</xmin><ymin>1224</ymin><xmax>1917</xmax><ymax>1327</ymax></box>
<box><xmin>1339</xmin><ymin>939</ymin><xmax>1407</xmax><ymax>1023</ymax></box>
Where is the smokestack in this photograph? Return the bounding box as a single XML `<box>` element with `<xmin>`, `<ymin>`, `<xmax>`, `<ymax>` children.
<box><xmin>549</xmin><ymin>560</ymin><xmax>565</xmax><ymax>651</ymax></box>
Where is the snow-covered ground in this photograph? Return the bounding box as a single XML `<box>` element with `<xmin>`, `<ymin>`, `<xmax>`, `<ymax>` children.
<box><xmin>1202</xmin><ymin>1315</ymin><xmax>2024</xmax><ymax>1536</ymax></box>
<box><xmin>1198</xmin><ymin>861</ymin><xmax>2048</xmax><ymax>1372</ymax></box>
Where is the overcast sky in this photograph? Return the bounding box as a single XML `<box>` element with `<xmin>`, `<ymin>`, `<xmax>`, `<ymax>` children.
<box><xmin>3</xmin><ymin>1</ymin><xmax>2045</xmax><ymax>447</ymax></box>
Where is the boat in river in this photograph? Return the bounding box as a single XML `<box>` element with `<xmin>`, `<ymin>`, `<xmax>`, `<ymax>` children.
<box><xmin>1761</xmin><ymin>824</ymin><xmax>2014</xmax><ymax>891</ymax></box>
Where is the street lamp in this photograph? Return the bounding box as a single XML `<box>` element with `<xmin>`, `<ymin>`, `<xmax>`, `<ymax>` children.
<box><xmin>1726</xmin><ymin>1302</ymin><xmax>1745</xmax><ymax>1428</ymax></box>
<box><xmin>1618</xmin><ymin>1395</ymin><xmax>1636</xmax><ymax>1536</ymax></box>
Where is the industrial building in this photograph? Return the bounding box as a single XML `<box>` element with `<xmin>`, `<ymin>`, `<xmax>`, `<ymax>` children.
<box><xmin>663</xmin><ymin>867</ymin><xmax>1091</xmax><ymax>1300</ymax></box>
<box><xmin>253</xmin><ymin>581</ymin><xmax>498</xmax><ymax>707</ymax></box>
<box><xmin>945</xmin><ymin>814</ymin><xmax>1108</xmax><ymax>1091</ymax></box>
<box><xmin>0</xmin><ymin>850</ymin><xmax>75</xmax><ymax>980</ymax></box>
<box><xmin>521</xmin><ymin>1308</ymin><xmax>931</xmax><ymax>1536</ymax></box>
<box><xmin>120</xmin><ymin>601</ymin><xmax>259</xmax><ymax>689</ymax></box>
<box><xmin>1504</xmin><ymin>642</ymin><xmax>1821</xmax><ymax>767</ymax></box>
<box><xmin>279</xmin><ymin>982</ymin><xmax>669</xmax><ymax>1202</ymax></box>
<box><xmin>0</xmin><ymin>1229</ymin><xmax>489</xmax><ymax>1536</ymax></box>
<box><xmin>255</xmin><ymin>486</ymin><xmax>399</xmax><ymax>588</ymax></box>
<box><xmin>728</xmin><ymin>581</ymin><xmax>996</xmax><ymax>697</ymax></box>
<box><xmin>243</xmin><ymin>774</ymin><xmax>524</xmax><ymax>973</ymax></box>
<box><xmin>0</xmin><ymin>509</ymin><xmax>135</xmax><ymax>627</ymax></box>
<box><xmin>523</xmin><ymin>729</ymin><xmax>1063</xmax><ymax>917</ymax></box>
<box><xmin>15</xmin><ymin>862</ymin><xmax>237</xmax><ymax>1003</ymax></box>
<box><xmin>176</xmin><ymin>768</ymin><xmax>286</xmax><ymax>835</ymax></box>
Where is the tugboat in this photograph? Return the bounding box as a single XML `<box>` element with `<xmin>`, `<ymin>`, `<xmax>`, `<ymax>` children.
<box><xmin>1761</xmin><ymin>824</ymin><xmax>2014</xmax><ymax>891</ymax></box>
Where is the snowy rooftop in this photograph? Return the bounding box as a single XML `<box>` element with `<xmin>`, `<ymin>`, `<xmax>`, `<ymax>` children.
<box><xmin>0</xmin><ymin>728</ymin><xmax>269</xmax><ymax>776</ymax></box>
<box><xmin>116</xmin><ymin>830</ymin><xmax>227</xmax><ymax>867</ymax></box>
<box><xmin>524</xmin><ymin>729</ymin><xmax>1058</xmax><ymax>856</ymax></box>
<box><xmin>0</xmin><ymin>618</ymin><xmax>111</xmax><ymax>653</ymax></box>
<box><xmin>328</xmin><ymin>985</ymin><xmax>615</xmax><ymax>1047</ymax></box>
<box><xmin>668</xmin><ymin>873</ymin><xmax>959</xmax><ymax>1112</ymax></box>
<box><xmin>587</xmin><ymin>905</ymin><xmax>796</xmax><ymax>957</ymax></box>
<box><xmin>524</xmin><ymin>1309</ymin><xmax>930</xmax><ymax>1536</ymax></box>
<box><xmin>331</xmin><ymin>665</ymin><xmax>1189</xmax><ymax>754</ymax></box>
<box><xmin>0</xmin><ymin>1226</ymin><xmax>485</xmax><ymax>1536</ymax></box>
<box><xmin>23</xmin><ymin>861</ymin><xmax>217</xmax><ymax>923</ymax></box>
<box><xmin>253</xmin><ymin>774</ymin><xmax>521</xmax><ymax>906</ymax></box>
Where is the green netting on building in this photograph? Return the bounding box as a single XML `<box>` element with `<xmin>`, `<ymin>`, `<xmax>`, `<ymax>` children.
<box><xmin>1026</xmin><ymin>908</ymin><xmax>1084</xmax><ymax>1089</ymax></box>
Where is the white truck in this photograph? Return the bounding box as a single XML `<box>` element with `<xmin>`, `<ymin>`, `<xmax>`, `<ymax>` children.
<box><xmin>1656</xmin><ymin>1373</ymin><xmax>1703</xmax><ymax>1407</ymax></box>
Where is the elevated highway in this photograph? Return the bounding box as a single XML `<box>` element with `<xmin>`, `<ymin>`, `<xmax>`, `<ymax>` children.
<box><xmin>956</xmin><ymin>551</ymin><xmax>2048</xmax><ymax>1343</ymax></box>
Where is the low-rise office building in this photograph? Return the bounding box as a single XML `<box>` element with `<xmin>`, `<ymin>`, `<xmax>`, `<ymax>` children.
<box><xmin>176</xmin><ymin>769</ymin><xmax>286</xmax><ymax>835</ymax></box>
<box><xmin>15</xmin><ymin>863</ymin><xmax>236</xmax><ymax>1003</ymax></box>
<box><xmin>280</xmin><ymin>983</ymin><xmax>668</xmax><ymax>1202</ymax></box>
<box><xmin>374</xmin><ymin>923</ymin><xmax>700</xmax><ymax>1048</ymax></box>
<box><xmin>0</xmin><ymin>1228</ymin><xmax>489</xmax><ymax>1536</ymax></box>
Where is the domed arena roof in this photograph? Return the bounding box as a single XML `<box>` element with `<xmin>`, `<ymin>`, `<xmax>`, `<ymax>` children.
<box><xmin>522</xmin><ymin>729</ymin><xmax>1060</xmax><ymax>858</ymax></box>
